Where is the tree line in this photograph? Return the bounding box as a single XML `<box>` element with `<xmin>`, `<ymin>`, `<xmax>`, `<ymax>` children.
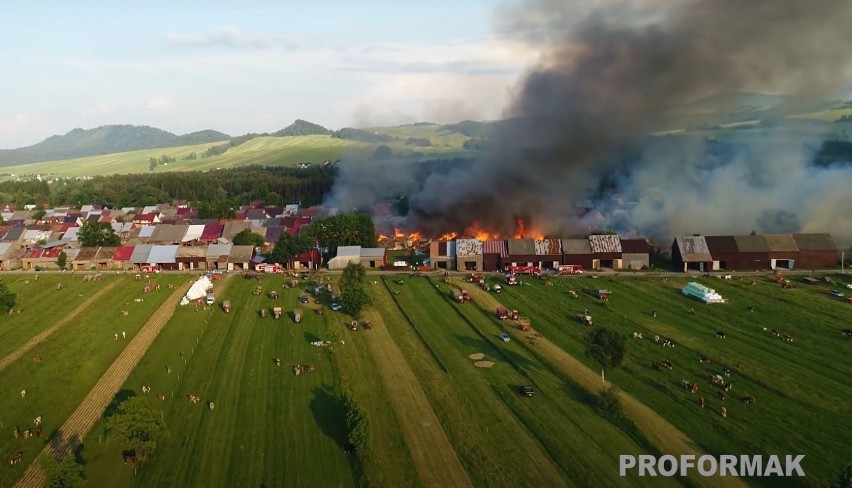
<box><xmin>0</xmin><ymin>165</ymin><xmax>336</xmax><ymax>209</ymax></box>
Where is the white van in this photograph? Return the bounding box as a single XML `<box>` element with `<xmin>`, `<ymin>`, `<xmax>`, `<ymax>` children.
<box><xmin>206</xmin><ymin>293</ymin><xmax>215</xmax><ymax>305</ymax></box>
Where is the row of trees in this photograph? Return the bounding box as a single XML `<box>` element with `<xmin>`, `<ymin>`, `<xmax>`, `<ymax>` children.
<box><xmin>0</xmin><ymin>165</ymin><xmax>336</xmax><ymax>209</ymax></box>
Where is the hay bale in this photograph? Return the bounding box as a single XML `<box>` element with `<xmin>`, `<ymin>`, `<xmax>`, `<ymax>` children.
<box><xmin>474</xmin><ymin>361</ymin><xmax>495</xmax><ymax>368</ymax></box>
<box><xmin>468</xmin><ymin>353</ymin><xmax>485</xmax><ymax>360</ymax></box>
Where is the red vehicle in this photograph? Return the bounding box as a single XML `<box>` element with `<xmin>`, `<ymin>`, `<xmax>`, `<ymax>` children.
<box><xmin>496</xmin><ymin>307</ymin><xmax>508</xmax><ymax>319</ymax></box>
<box><xmin>558</xmin><ymin>264</ymin><xmax>585</xmax><ymax>275</ymax></box>
<box><xmin>507</xmin><ymin>265</ymin><xmax>541</xmax><ymax>276</ymax></box>
<box><xmin>256</xmin><ymin>263</ymin><xmax>283</xmax><ymax>273</ymax></box>
<box><xmin>505</xmin><ymin>274</ymin><xmax>518</xmax><ymax>285</ymax></box>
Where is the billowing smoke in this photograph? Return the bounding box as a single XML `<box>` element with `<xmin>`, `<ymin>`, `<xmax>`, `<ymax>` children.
<box><xmin>329</xmin><ymin>0</ymin><xmax>852</xmax><ymax>244</ymax></box>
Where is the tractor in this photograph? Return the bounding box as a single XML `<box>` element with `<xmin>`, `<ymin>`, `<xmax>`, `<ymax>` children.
<box><xmin>576</xmin><ymin>312</ymin><xmax>593</xmax><ymax>326</ymax></box>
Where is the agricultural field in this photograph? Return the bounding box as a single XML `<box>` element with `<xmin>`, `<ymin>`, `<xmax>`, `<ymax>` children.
<box><xmin>488</xmin><ymin>271</ymin><xmax>852</xmax><ymax>487</ymax></box>
<box><xmin>2</xmin><ymin>270</ymin><xmax>850</xmax><ymax>487</ymax></box>
<box><xmin>0</xmin><ymin>131</ymin><xmax>475</xmax><ymax>181</ymax></box>
<box><xmin>0</xmin><ymin>273</ymin><xmax>188</xmax><ymax>488</ymax></box>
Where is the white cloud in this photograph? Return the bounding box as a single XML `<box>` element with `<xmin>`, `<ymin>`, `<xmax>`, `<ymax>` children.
<box><xmin>144</xmin><ymin>96</ymin><xmax>174</xmax><ymax>112</ymax></box>
<box><xmin>165</xmin><ymin>27</ymin><xmax>300</xmax><ymax>50</ymax></box>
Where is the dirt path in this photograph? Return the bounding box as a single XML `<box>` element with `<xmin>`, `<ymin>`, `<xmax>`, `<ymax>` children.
<box><xmin>361</xmin><ymin>291</ymin><xmax>473</xmax><ymax>488</ymax></box>
<box><xmin>460</xmin><ymin>280</ymin><xmax>747</xmax><ymax>488</ymax></box>
<box><xmin>0</xmin><ymin>280</ymin><xmax>122</xmax><ymax>373</ymax></box>
<box><xmin>14</xmin><ymin>283</ymin><xmax>190</xmax><ymax>488</ymax></box>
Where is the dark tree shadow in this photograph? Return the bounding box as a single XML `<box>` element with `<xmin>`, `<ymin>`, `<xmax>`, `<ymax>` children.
<box><xmin>303</xmin><ymin>331</ymin><xmax>321</xmax><ymax>343</ymax></box>
<box><xmin>102</xmin><ymin>388</ymin><xmax>137</xmax><ymax>419</ymax></box>
<box><xmin>308</xmin><ymin>387</ymin><xmax>348</xmax><ymax>450</ymax></box>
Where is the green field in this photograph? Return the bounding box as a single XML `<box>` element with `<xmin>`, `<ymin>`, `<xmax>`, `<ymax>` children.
<box><xmin>2</xmin><ymin>271</ymin><xmax>850</xmax><ymax>487</ymax></box>
<box><xmin>0</xmin><ymin>129</ymin><xmax>476</xmax><ymax>180</ymax></box>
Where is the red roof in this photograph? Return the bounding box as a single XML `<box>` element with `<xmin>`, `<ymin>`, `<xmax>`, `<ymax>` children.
<box><xmin>42</xmin><ymin>247</ymin><xmax>65</xmax><ymax>258</ymax></box>
<box><xmin>201</xmin><ymin>224</ymin><xmax>224</xmax><ymax>240</ymax></box>
<box><xmin>176</xmin><ymin>207</ymin><xmax>194</xmax><ymax>216</ymax></box>
<box><xmin>113</xmin><ymin>246</ymin><xmax>135</xmax><ymax>261</ymax></box>
<box><xmin>286</xmin><ymin>220</ymin><xmax>303</xmax><ymax>236</ymax></box>
<box><xmin>24</xmin><ymin>248</ymin><xmax>44</xmax><ymax>259</ymax></box>
<box><xmin>298</xmin><ymin>248</ymin><xmax>321</xmax><ymax>262</ymax></box>
<box><xmin>134</xmin><ymin>213</ymin><xmax>155</xmax><ymax>222</ymax></box>
<box><xmin>298</xmin><ymin>207</ymin><xmax>320</xmax><ymax>217</ymax></box>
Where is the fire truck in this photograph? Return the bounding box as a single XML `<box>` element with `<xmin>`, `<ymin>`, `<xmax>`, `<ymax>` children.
<box><xmin>506</xmin><ymin>265</ymin><xmax>541</xmax><ymax>276</ymax></box>
<box><xmin>558</xmin><ymin>264</ymin><xmax>585</xmax><ymax>275</ymax></box>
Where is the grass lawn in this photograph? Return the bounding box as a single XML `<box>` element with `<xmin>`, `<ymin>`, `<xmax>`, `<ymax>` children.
<box><xmin>80</xmin><ymin>275</ymin><xmax>417</xmax><ymax>488</ymax></box>
<box><xmin>0</xmin><ymin>274</ymin><xmax>186</xmax><ymax>487</ymax></box>
<box><xmin>491</xmin><ymin>273</ymin><xmax>852</xmax><ymax>487</ymax></box>
<box><xmin>378</xmin><ymin>276</ymin><xmax>683</xmax><ymax>488</ymax></box>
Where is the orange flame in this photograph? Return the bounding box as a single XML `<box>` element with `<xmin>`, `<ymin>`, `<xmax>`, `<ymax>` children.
<box><xmin>408</xmin><ymin>231</ymin><xmax>423</xmax><ymax>241</ymax></box>
<box><xmin>393</xmin><ymin>227</ymin><xmax>405</xmax><ymax>238</ymax></box>
<box><xmin>377</xmin><ymin>234</ymin><xmax>390</xmax><ymax>241</ymax></box>
<box><xmin>439</xmin><ymin>232</ymin><xmax>458</xmax><ymax>241</ymax></box>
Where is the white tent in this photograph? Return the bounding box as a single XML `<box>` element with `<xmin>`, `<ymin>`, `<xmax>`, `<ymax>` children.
<box><xmin>183</xmin><ymin>275</ymin><xmax>213</xmax><ymax>304</ymax></box>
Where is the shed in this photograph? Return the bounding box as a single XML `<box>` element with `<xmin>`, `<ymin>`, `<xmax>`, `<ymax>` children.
<box><xmin>672</xmin><ymin>236</ymin><xmax>713</xmax><ymax>272</ymax></box>
<box><xmin>130</xmin><ymin>244</ymin><xmax>154</xmax><ymax>268</ymax></box>
<box><xmin>456</xmin><ymin>239</ymin><xmax>483</xmax><ymax>272</ymax></box>
<box><xmin>182</xmin><ymin>225</ymin><xmax>205</xmax><ymax>243</ymax></box>
<box><xmin>792</xmin><ymin>233</ymin><xmax>837</xmax><ymax>269</ymax></box>
<box><xmin>176</xmin><ymin>246</ymin><xmax>207</xmax><ymax>270</ymax></box>
<box><xmin>534</xmin><ymin>239</ymin><xmax>562</xmax><ymax>270</ymax></box>
<box><xmin>620</xmin><ymin>238</ymin><xmax>650</xmax><ymax>270</ymax></box>
<box><xmin>588</xmin><ymin>235</ymin><xmax>623</xmax><ymax>269</ymax></box>
<box><xmin>429</xmin><ymin>241</ymin><xmax>455</xmax><ymax>271</ymax></box>
<box><xmin>0</xmin><ymin>242</ymin><xmax>21</xmax><ymax>270</ymax></box>
<box><xmin>151</xmin><ymin>224</ymin><xmax>188</xmax><ymax>244</ymax></box>
<box><xmin>228</xmin><ymin>245</ymin><xmax>255</xmax><ymax>271</ymax></box>
<box><xmin>732</xmin><ymin>235</ymin><xmax>770</xmax><ymax>270</ymax></box>
<box><xmin>93</xmin><ymin>247</ymin><xmax>118</xmax><ymax>270</ymax></box>
<box><xmin>72</xmin><ymin>246</ymin><xmax>101</xmax><ymax>271</ymax></box>
<box><xmin>112</xmin><ymin>246</ymin><xmax>135</xmax><ymax>266</ymax></box>
<box><xmin>482</xmin><ymin>239</ymin><xmax>507</xmax><ymax>271</ymax></box>
<box><xmin>763</xmin><ymin>234</ymin><xmax>800</xmax><ymax>270</ymax></box>
<box><xmin>505</xmin><ymin>239</ymin><xmax>537</xmax><ymax>270</ymax></box>
<box><xmin>206</xmin><ymin>243</ymin><xmax>233</xmax><ymax>270</ymax></box>
<box><xmin>223</xmin><ymin>221</ymin><xmax>252</xmax><ymax>239</ymax></box>
<box><xmin>200</xmin><ymin>224</ymin><xmax>225</xmax><ymax>242</ymax></box>
<box><xmin>360</xmin><ymin>247</ymin><xmax>386</xmax><ymax>269</ymax></box>
<box><xmin>329</xmin><ymin>245</ymin><xmax>361</xmax><ymax>270</ymax></box>
<box><xmin>704</xmin><ymin>235</ymin><xmax>738</xmax><ymax>270</ymax></box>
<box><xmin>147</xmin><ymin>245</ymin><xmax>180</xmax><ymax>270</ymax></box>
<box><xmin>561</xmin><ymin>239</ymin><xmax>594</xmax><ymax>269</ymax></box>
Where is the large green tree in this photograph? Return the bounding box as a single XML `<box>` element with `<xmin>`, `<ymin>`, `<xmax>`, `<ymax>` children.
<box><xmin>0</xmin><ymin>283</ymin><xmax>16</xmax><ymax>313</ymax></box>
<box><xmin>303</xmin><ymin>214</ymin><xmax>377</xmax><ymax>258</ymax></box>
<box><xmin>56</xmin><ymin>251</ymin><xmax>67</xmax><ymax>271</ymax></box>
<box><xmin>77</xmin><ymin>221</ymin><xmax>121</xmax><ymax>247</ymax></box>
<box><xmin>586</xmin><ymin>328</ymin><xmax>627</xmax><ymax>369</ymax></box>
<box><xmin>232</xmin><ymin>228</ymin><xmax>264</xmax><ymax>247</ymax></box>
<box><xmin>106</xmin><ymin>396</ymin><xmax>169</xmax><ymax>465</ymax></box>
<box><xmin>268</xmin><ymin>232</ymin><xmax>312</xmax><ymax>269</ymax></box>
<box><xmin>43</xmin><ymin>456</ymin><xmax>84</xmax><ymax>488</ymax></box>
<box><xmin>340</xmin><ymin>263</ymin><xmax>370</xmax><ymax>317</ymax></box>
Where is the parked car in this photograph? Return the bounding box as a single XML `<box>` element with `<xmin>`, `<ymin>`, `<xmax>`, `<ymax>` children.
<box><xmin>499</xmin><ymin>333</ymin><xmax>511</xmax><ymax>343</ymax></box>
<box><xmin>299</xmin><ymin>295</ymin><xmax>310</xmax><ymax>304</ymax></box>
<box><xmin>518</xmin><ymin>385</ymin><xmax>535</xmax><ymax>397</ymax></box>
<box><xmin>829</xmin><ymin>289</ymin><xmax>845</xmax><ymax>298</ymax></box>
<box><xmin>331</xmin><ymin>303</ymin><xmax>342</xmax><ymax>311</ymax></box>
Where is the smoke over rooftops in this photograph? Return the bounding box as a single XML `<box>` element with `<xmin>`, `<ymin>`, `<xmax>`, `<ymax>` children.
<box><xmin>328</xmin><ymin>0</ymin><xmax>852</xmax><ymax>244</ymax></box>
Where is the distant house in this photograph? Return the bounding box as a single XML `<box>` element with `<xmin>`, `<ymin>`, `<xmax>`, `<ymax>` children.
<box><xmin>205</xmin><ymin>243</ymin><xmax>232</xmax><ymax>271</ymax></box>
<box><xmin>176</xmin><ymin>245</ymin><xmax>207</xmax><ymax>270</ymax></box>
<box><xmin>792</xmin><ymin>233</ymin><xmax>837</xmax><ymax>269</ymax></box>
<box><xmin>228</xmin><ymin>245</ymin><xmax>255</xmax><ymax>271</ymax></box>
<box><xmin>505</xmin><ymin>239</ymin><xmax>537</xmax><ymax>271</ymax></box>
<box><xmin>534</xmin><ymin>239</ymin><xmax>562</xmax><ymax>270</ymax></box>
<box><xmin>672</xmin><ymin>236</ymin><xmax>714</xmax><ymax>272</ymax></box>
<box><xmin>620</xmin><ymin>238</ymin><xmax>651</xmax><ymax>270</ymax></box>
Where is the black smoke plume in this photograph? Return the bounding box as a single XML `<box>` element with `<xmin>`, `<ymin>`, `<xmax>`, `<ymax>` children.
<box><xmin>333</xmin><ymin>0</ymin><xmax>852</xmax><ymax>244</ymax></box>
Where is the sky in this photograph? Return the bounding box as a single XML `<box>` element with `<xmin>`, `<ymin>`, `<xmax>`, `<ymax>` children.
<box><xmin>0</xmin><ymin>0</ymin><xmax>540</xmax><ymax>149</ymax></box>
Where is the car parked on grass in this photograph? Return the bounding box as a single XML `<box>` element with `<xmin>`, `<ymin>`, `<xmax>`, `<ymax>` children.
<box><xmin>518</xmin><ymin>385</ymin><xmax>535</xmax><ymax>397</ymax></box>
<box><xmin>331</xmin><ymin>303</ymin><xmax>342</xmax><ymax>311</ymax></box>
<box><xmin>499</xmin><ymin>333</ymin><xmax>511</xmax><ymax>342</ymax></box>
<box><xmin>299</xmin><ymin>295</ymin><xmax>310</xmax><ymax>304</ymax></box>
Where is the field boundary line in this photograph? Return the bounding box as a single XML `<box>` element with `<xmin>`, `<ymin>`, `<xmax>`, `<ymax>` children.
<box><xmin>14</xmin><ymin>282</ymin><xmax>190</xmax><ymax>488</ymax></box>
<box><xmin>460</xmin><ymin>280</ymin><xmax>747</xmax><ymax>488</ymax></box>
<box><xmin>362</xmin><ymin>291</ymin><xmax>473</xmax><ymax>488</ymax></box>
<box><xmin>380</xmin><ymin>277</ymin><xmax>449</xmax><ymax>373</ymax></box>
<box><xmin>0</xmin><ymin>280</ymin><xmax>122</xmax><ymax>373</ymax></box>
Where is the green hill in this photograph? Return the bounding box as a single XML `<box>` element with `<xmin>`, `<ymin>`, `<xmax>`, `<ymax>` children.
<box><xmin>0</xmin><ymin>125</ymin><xmax>231</xmax><ymax>166</ymax></box>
